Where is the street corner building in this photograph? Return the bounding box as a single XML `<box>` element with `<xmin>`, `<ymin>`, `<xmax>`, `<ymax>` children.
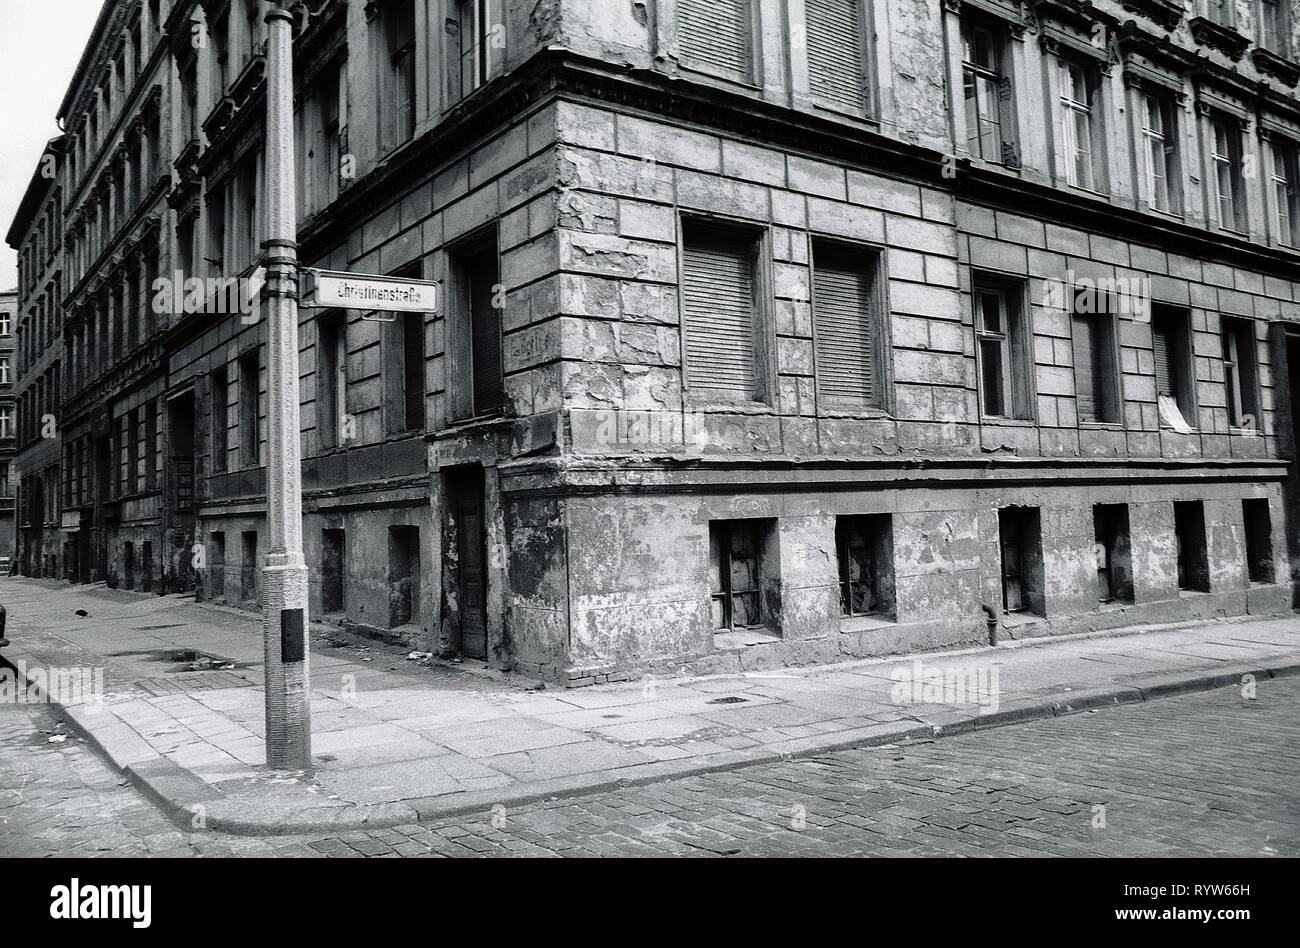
<box><xmin>6</xmin><ymin>0</ymin><xmax>1300</xmax><ymax>687</ymax></box>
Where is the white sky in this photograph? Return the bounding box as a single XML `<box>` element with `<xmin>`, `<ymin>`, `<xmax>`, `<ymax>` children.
<box><xmin>0</xmin><ymin>0</ymin><xmax>105</xmax><ymax>291</ymax></box>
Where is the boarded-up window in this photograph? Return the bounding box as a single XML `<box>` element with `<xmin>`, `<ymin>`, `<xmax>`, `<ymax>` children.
<box><xmin>813</xmin><ymin>240</ymin><xmax>879</xmax><ymax>408</ymax></box>
<box><xmin>1071</xmin><ymin>312</ymin><xmax>1118</xmax><ymax>423</ymax></box>
<box><xmin>709</xmin><ymin>519</ymin><xmax>768</xmax><ymax>631</ymax></box>
<box><xmin>807</xmin><ymin>0</ymin><xmax>869</xmax><ymax>115</ymax></box>
<box><xmin>682</xmin><ymin>224</ymin><xmax>762</xmax><ymax>402</ymax></box>
<box><xmin>677</xmin><ymin>0</ymin><xmax>754</xmax><ymax>83</ymax></box>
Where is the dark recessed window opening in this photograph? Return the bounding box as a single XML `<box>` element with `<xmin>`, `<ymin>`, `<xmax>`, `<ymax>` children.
<box><xmin>999</xmin><ymin>506</ymin><xmax>1044</xmax><ymax>616</ymax></box>
<box><xmin>1174</xmin><ymin>501</ymin><xmax>1209</xmax><ymax>593</ymax></box>
<box><xmin>1243</xmin><ymin>498</ymin><xmax>1275</xmax><ymax>585</ymax></box>
<box><xmin>836</xmin><ymin>514</ymin><xmax>895</xmax><ymax>619</ymax></box>
<box><xmin>709</xmin><ymin>519</ymin><xmax>770</xmax><ymax>632</ymax></box>
<box><xmin>1093</xmin><ymin>503</ymin><xmax>1134</xmax><ymax>604</ymax></box>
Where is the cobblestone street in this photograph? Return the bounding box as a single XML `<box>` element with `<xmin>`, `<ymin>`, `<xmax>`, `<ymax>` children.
<box><xmin>2</xmin><ymin>671</ymin><xmax>1295</xmax><ymax>858</ymax></box>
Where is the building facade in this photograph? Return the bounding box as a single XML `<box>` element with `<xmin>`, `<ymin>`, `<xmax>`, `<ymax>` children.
<box><xmin>0</xmin><ymin>290</ymin><xmax>15</xmax><ymax>567</ymax></box>
<box><xmin>7</xmin><ymin>0</ymin><xmax>1300</xmax><ymax>685</ymax></box>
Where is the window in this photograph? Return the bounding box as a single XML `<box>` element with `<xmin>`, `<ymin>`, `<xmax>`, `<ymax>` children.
<box><xmin>1243</xmin><ymin>498</ymin><xmax>1274</xmax><ymax>584</ymax></box>
<box><xmin>386</xmin><ymin>0</ymin><xmax>417</xmax><ymax>144</ymax></box>
<box><xmin>318</xmin><ymin>318</ymin><xmax>347</xmax><ymax>448</ymax></box>
<box><xmin>1071</xmin><ymin>310</ymin><xmax>1120</xmax><ymax>424</ymax></box>
<box><xmin>241</xmin><ymin>530</ymin><xmax>258</xmax><ymax>603</ymax></box>
<box><xmin>806</xmin><ymin>0</ymin><xmax>870</xmax><ymax>116</ymax></box>
<box><xmin>1272</xmin><ymin>138</ymin><xmax>1299</xmax><ymax>247</ymax></box>
<box><xmin>388</xmin><ymin>525</ymin><xmax>420</xmax><ymax>627</ymax></box>
<box><xmin>177</xmin><ymin>216</ymin><xmax>195</xmax><ymax>281</ymax></box>
<box><xmin>709</xmin><ymin>519</ymin><xmax>770</xmax><ymax>632</ymax></box>
<box><xmin>145</xmin><ymin>402</ymin><xmax>158</xmax><ymax>490</ymax></box>
<box><xmin>239</xmin><ymin>350</ymin><xmax>260</xmax><ymax>466</ymax></box>
<box><xmin>322</xmin><ymin>528</ymin><xmax>346</xmax><ymax>613</ymax></box>
<box><xmin>237</xmin><ymin>158</ymin><xmax>258</xmax><ymax>271</ymax></box>
<box><xmin>1174</xmin><ymin>500</ymin><xmax>1209</xmax><ymax>592</ymax></box>
<box><xmin>1093</xmin><ymin>504</ymin><xmax>1133</xmax><ymax>604</ymax></box>
<box><xmin>1140</xmin><ymin>92</ymin><xmax>1178</xmax><ymax>213</ymax></box>
<box><xmin>998</xmin><ymin>507</ymin><xmax>1044</xmax><ymax>616</ymax></box>
<box><xmin>211</xmin><ymin>9</ymin><xmax>230</xmax><ymax>100</ymax></box>
<box><xmin>401</xmin><ymin>314</ymin><xmax>425</xmax><ymax>431</ymax></box>
<box><xmin>1221</xmin><ymin>318</ymin><xmax>1259</xmax><ymax>429</ymax></box>
<box><xmin>452</xmin><ymin>242</ymin><xmax>503</xmax><ymax>418</ymax></box>
<box><xmin>1152</xmin><ymin>306</ymin><xmax>1193</xmax><ymax>430</ymax></box>
<box><xmin>1058</xmin><ymin>60</ymin><xmax>1098</xmax><ymax>190</ymax></box>
<box><xmin>677</xmin><ymin>0</ymin><xmax>754</xmax><ymax>84</ymax></box>
<box><xmin>962</xmin><ymin>20</ymin><xmax>1011</xmax><ymax>163</ymax></box>
<box><xmin>973</xmin><ymin>277</ymin><xmax>1032</xmax><ymax>419</ymax></box>
<box><xmin>836</xmin><ymin>514</ymin><xmax>894</xmax><ymax>619</ymax></box>
<box><xmin>0</xmin><ymin>311</ymin><xmax>9</xmax><ymax>335</ymax></box>
<box><xmin>0</xmin><ymin>461</ymin><xmax>9</xmax><ymax>497</ymax></box>
<box><xmin>0</xmin><ymin>407</ymin><xmax>11</xmax><ymax>440</ymax></box>
<box><xmin>812</xmin><ymin>239</ymin><xmax>882</xmax><ymax>410</ymax></box>
<box><xmin>207</xmin><ymin>188</ymin><xmax>226</xmax><ymax>275</ymax></box>
<box><xmin>244</xmin><ymin>0</ymin><xmax>262</xmax><ymax>65</ymax></box>
<box><xmin>682</xmin><ymin>221</ymin><xmax>766</xmax><ymax>404</ymax></box>
<box><xmin>211</xmin><ymin>366</ymin><xmax>229</xmax><ymax>472</ymax></box>
<box><xmin>179</xmin><ymin>55</ymin><xmax>198</xmax><ymax>141</ymax></box>
<box><xmin>300</xmin><ymin>62</ymin><xmax>343</xmax><ymax>216</ymax></box>
<box><xmin>1261</xmin><ymin>0</ymin><xmax>1288</xmax><ymax>54</ymax></box>
<box><xmin>1206</xmin><ymin>0</ymin><xmax>1235</xmax><ymax>27</ymax></box>
<box><xmin>456</xmin><ymin>0</ymin><xmax>503</xmax><ymax>98</ymax></box>
<box><xmin>1211</xmin><ymin>116</ymin><xmax>1246</xmax><ymax>232</ymax></box>
<box><xmin>0</xmin><ymin>357</ymin><xmax>8</xmax><ymax>385</ymax></box>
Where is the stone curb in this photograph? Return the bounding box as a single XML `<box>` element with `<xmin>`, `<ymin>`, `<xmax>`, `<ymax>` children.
<box><xmin>10</xmin><ymin>652</ymin><xmax>1297</xmax><ymax>836</ymax></box>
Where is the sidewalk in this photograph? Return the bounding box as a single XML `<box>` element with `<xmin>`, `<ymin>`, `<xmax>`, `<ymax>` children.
<box><xmin>2</xmin><ymin>574</ymin><xmax>1298</xmax><ymax>835</ymax></box>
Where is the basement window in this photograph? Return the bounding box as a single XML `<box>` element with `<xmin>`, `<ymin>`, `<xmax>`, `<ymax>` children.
<box><xmin>1243</xmin><ymin>499</ymin><xmax>1275</xmax><ymax>585</ymax></box>
<box><xmin>709</xmin><ymin>519</ymin><xmax>772</xmax><ymax>632</ymax></box>
<box><xmin>999</xmin><ymin>507</ymin><xmax>1044</xmax><ymax>617</ymax></box>
<box><xmin>1174</xmin><ymin>501</ymin><xmax>1209</xmax><ymax>593</ymax></box>
<box><xmin>1093</xmin><ymin>503</ymin><xmax>1134</xmax><ymax>604</ymax></box>
<box><xmin>836</xmin><ymin>514</ymin><xmax>895</xmax><ymax>620</ymax></box>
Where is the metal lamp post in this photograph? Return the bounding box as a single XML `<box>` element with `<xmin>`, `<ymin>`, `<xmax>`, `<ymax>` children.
<box><xmin>260</xmin><ymin>0</ymin><xmax>311</xmax><ymax>769</ymax></box>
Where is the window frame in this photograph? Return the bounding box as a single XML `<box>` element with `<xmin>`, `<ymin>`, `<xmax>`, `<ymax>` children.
<box><xmin>1150</xmin><ymin>305</ymin><xmax>1197</xmax><ymax>429</ymax></box>
<box><xmin>1220</xmin><ymin>316</ymin><xmax>1261</xmax><ymax>431</ymax></box>
<box><xmin>972</xmin><ymin>274</ymin><xmax>1034</xmax><ymax>421</ymax></box>
<box><xmin>1210</xmin><ymin>114</ymin><xmax>1247</xmax><ymax>233</ymax></box>
<box><xmin>1058</xmin><ymin>57</ymin><xmax>1100</xmax><ymax>191</ymax></box>
<box><xmin>675</xmin><ymin>0</ymin><xmax>760</xmax><ymax>88</ymax></box>
<box><xmin>678</xmin><ymin>215</ymin><xmax>775</xmax><ymax>409</ymax></box>
<box><xmin>709</xmin><ymin>519</ymin><xmax>767</xmax><ymax>632</ymax></box>
<box><xmin>961</xmin><ymin>18</ymin><xmax>1013</xmax><ymax>165</ymax></box>
<box><xmin>1139</xmin><ymin>90</ymin><xmax>1180</xmax><ymax>215</ymax></box>
<box><xmin>1271</xmin><ymin>136</ymin><xmax>1299</xmax><ymax>248</ymax></box>
<box><xmin>1069</xmin><ymin>306</ymin><xmax>1123</xmax><ymax>426</ymax></box>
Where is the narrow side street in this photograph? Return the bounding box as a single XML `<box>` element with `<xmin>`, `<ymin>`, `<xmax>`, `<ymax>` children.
<box><xmin>3</xmin><ymin>670</ymin><xmax>1295</xmax><ymax>857</ymax></box>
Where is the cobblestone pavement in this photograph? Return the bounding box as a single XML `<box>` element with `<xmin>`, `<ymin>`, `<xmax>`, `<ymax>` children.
<box><xmin>2</xmin><ymin>672</ymin><xmax>1296</xmax><ymax>857</ymax></box>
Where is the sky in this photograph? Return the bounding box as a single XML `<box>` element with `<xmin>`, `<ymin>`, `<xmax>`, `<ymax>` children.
<box><xmin>0</xmin><ymin>0</ymin><xmax>105</xmax><ymax>291</ymax></box>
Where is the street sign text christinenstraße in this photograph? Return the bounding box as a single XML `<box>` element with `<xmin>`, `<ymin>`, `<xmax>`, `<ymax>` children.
<box><xmin>301</xmin><ymin>268</ymin><xmax>440</xmax><ymax>313</ymax></box>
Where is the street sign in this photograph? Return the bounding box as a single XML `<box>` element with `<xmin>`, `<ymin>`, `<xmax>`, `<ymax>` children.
<box><xmin>300</xmin><ymin>267</ymin><xmax>439</xmax><ymax>313</ymax></box>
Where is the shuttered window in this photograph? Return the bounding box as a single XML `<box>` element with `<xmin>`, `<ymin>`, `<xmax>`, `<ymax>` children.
<box><xmin>807</xmin><ymin>0</ymin><xmax>869</xmax><ymax>115</ymax></box>
<box><xmin>813</xmin><ymin>241</ymin><xmax>878</xmax><ymax>408</ymax></box>
<box><xmin>682</xmin><ymin>226</ymin><xmax>761</xmax><ymax>401</ymax></box>
<box><xmin>677</xmin><ymin>0</ymin><xmax>755</xmax><ymax>84</ymax></box>
<box><xmin>1151</xmin><ymin>307</ymin><xmax>1192</xmax><ymax>409</ymax></box>
<box><xmin>1071</xmin><ymin>312</ymin><xmax>1116</xmax><ymax>423</ymax></box>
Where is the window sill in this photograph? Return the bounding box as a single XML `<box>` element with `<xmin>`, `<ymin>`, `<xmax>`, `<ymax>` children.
<box><xmin>713</xmin><ymin>627</ymin><xmax>781</xmax><ymax>650</ymax></box>
<box><xmin>683</xmin><ymin>398</ymin><xmax>776</xmax><ymax>416</ymax></box>
<box><xmin>839</xmin><ymin>613</ymin><xmax>895</xmax><ymax>634</ymax></box>
<box><xmin>1078</xmin><ymin>421</ymin><xmax>1125</xmax><ymax>430</ymax></box>
<box><xmin>981</xmin><ymin>415</ymin><xmax>1037</xmax><ymax>427</ymax></box>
